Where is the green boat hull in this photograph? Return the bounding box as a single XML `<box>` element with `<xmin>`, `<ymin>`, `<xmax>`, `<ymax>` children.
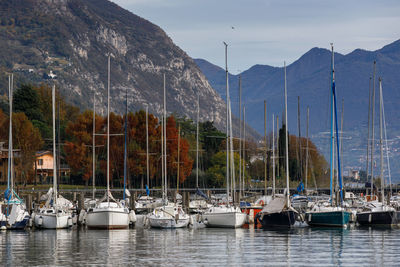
<box><xmin>306</xmin><ymin>210</ymin><xmax>351</xmax><ymax>227</ymax></box>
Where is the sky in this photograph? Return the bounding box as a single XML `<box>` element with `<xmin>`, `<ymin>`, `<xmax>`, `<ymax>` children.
<box><xmin>111</xmin><ymin>0</ymin><xmax>400</xmax><ymax>74</ymax></box>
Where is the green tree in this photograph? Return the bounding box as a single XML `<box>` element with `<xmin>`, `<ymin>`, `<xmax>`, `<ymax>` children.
<box><xmin>13</xmin><ymin>84</ymin><xmax>43</xmax><ymax>122</ymax></box>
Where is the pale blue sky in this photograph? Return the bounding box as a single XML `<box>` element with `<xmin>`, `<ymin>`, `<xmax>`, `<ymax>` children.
<box><xmin>112</xmin><ymin>0</ymin><xmax>400</xmax><ymax>73</ymax></box>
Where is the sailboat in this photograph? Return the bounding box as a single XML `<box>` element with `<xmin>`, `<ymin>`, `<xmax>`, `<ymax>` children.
<box><xmin>34</xmin><ymin>84</ymin><xmax>72</xmax><ymax>229</ymax></box>
<box><xmin>2</xmin><ymin>74</ymin><xmax>30</xmax><ymax>230</ymax></box>
<box><xmin>86</xmin><ymin>56</ymin><xmax>130</xmax><ymax>229</ymax></box>
<box><xmin>203</xmin><ymin>42</ymin><xmax>246</xmax><ymax>228</ymax></box>
<box><xmin>147</xmin><ymin>74</ymin><xmax>190</xmax><ymax>229</ymax></box>
<box><xmin>356</xmin><ymin>78</ymin><xmax>397</xmax><ymax>226</ymax></box>
<box><xmin>305</xmin><ymin>44</ymin><xmax>351</xmax><ymax>227</ymax></box>
<box><xmin>257</xmin><ymin>62</ymin><xmax>297</xmax><ymax>228</ymax></box>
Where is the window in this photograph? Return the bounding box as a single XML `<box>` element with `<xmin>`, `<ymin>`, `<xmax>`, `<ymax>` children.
<box><xmin>38</xmin><ymin>159</ymin><xmax>43</xmax><ymax>166</ymax></box>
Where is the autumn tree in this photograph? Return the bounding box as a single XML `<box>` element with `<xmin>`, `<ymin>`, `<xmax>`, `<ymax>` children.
<box><xmin>12</xmin><ymin>112</ymin><xmax>43</xmax><ymax>184</ymax></box>
<box><xmin>64</xmin><ymin>110</ymin><xmax>105</xmax><ymax>186</ymax></box>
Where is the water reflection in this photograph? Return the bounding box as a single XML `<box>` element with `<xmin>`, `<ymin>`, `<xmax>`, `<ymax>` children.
<box><xmin>0</xmin><ymin>227</ymin><xmax>399</xmax><ymax>266</ymax></box>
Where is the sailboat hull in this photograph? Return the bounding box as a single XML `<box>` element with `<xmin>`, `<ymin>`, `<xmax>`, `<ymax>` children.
<box><xmin>148</xmin><ymin>216</ymin><xmax>189</xmax><ymax>229</ymax></box>
<box><xmin>357</xmin><ymin>210</ymin><xmax>397</xmax><ymax>226</ymax></box>
<box><xmin>306</xmin><ymin>210</ymin><xmax>351</xmax><ymax>227</ymax></box>
<box><xmin>258</xmin><ymin>210</ymin><xmax>296</xmax><ymax>228</ymax></box>
<box><xmin>86</xmin><ymin>207</ymin><xmax>129</xmax><ymax>229</ymax></box>
<box><xmin>203</xmin><ymin>211</ymin><xmax>247</xmax><ymax>228</ymax></box>
<box><xmin>34</xmin><ymin>213</ymin><xmax>71</xmax><ymax>229</ymax></box>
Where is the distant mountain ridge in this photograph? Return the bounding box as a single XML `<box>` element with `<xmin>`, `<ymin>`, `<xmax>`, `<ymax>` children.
<box><xmin>196</xmin><ymin>39</ymin><xmax>400</xmax><ymax>180</ymax></box>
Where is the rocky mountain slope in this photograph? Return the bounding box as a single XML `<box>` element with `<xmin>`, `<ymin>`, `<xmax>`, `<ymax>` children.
<box><xmin>0</xmin><ymin>0</ymin><xmax>238</xmax><ymax>135</ymax></box>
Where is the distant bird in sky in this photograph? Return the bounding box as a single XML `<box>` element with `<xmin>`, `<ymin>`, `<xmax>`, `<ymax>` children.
<box><xmin>231</xmin><ymin>26</ymin><xmax>235</xmax><ymax>29</ymax></box>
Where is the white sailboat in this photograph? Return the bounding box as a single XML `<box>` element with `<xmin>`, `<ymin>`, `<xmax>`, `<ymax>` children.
<box><xmin>34</xmin><ymin>84</ymin><xmax>72</xmax><ymax>229</ymax></box>
<box><xmin>86</xmin><ymin>56</ymin><xmax>130</xmax><ymax>229</ymax></box>
<box><xmin>203</xmin><ymin>42</ymin><xmax>246</xmax><ymax>228</ymax></box>
<box><xmin>147</xmin><ymin>74</ymin><xmax>189</xmax><ymax>229</ymax></box>
<box><xmin>2</xmin><ymin>74</ymin><xmax>30</xmax><ymax>230</ymax></box>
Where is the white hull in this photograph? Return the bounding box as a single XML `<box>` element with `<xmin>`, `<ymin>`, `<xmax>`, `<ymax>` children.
<box><xmin>148</xmin><ymin>216</ymin><xmax>189</xmax><ymax>229</ymax></box>
<box><xmin>86</xmin><ymin>203</ymin><xmax>129</xmax><ymax>229</ymax></box>
<box><xmin>34</xmin><ymin>212</ymin><xmax>71</xmax><ymax>229</ymax></box>
<box><xmin>203</xmin><ymin>206</ymin><xmax>247</xmax><ymax>228</ymax></box>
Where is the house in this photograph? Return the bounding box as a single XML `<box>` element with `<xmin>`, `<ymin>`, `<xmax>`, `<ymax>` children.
<box><xmin>35</xmin><ymin>151</ymin><xmax>70</xmax><ymax>182</ymax></box>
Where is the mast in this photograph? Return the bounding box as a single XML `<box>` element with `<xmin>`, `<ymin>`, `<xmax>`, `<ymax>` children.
<box><xmin>277</xmin><ymin>115</ymin><xmax>279</xmax><ymax>179</ymax></box>
<box><xmin>163</xmin><ymin>74</ymin><xmax>167</xmax><ymax>200</ymax></box>
<box><xmin>161</xmin><ymin>113</ymin><xmax>164</xmax><ymax>199</ymax></box>
<box><xmin>329</xmin><ymin>44</ymin><xmax>335</xmax><ymax>206</ymax></box>
<box><xmin>243</xmin><ymin>105</ymin><xmax>246</xmax><ymax>193</ymax></box>
<box><xmin>52</xmin><ymin>84</ymin><xmax>57</xmax><ymax>205</ymax></box>
<box><xmin>297</xmin><ymin>96</ymin><xmax>302</xmax><ymax>181</ymax></box>
<box><xmin>332</xmin><ymin>46</ymin><xmax>344</xmax><ymax>205</ymax></box>
<box><xmin>264</xmin><ymin>100</ymin><xmax>267</xmax><ymax>195</ymax></box>
<box><xmin>177</xmin><ymin>124</ymin><xmax>181</xmax><ymax>193</ymax></box>
<box><xmin>146</xmin><ymin>105</ymin><xmax>149</xmax><ymax>188</ymax></box>
<box><xmin>382</xmin><ymin>88</ymin><xmax>392</xmax><ymax>194</ymax></box>
<box><xmin>305</xmin><ymin>106</ymin><xmax>309</xmax><ymax>193</ymax></box>
<box><xmin>224</xmin><ymin>41</ymin><xmax>229</xmax><ymax>200</ymax></box>
<box><xmin>238</xmin><ymin>75</ymin><xmax>242</xmax><ymax>197</ymax></box>
<box><xmin>228</xmin><ymin>90</ymin><xmax>235</xmax><ymax>202</ymax></box>
<box><xmin>284</xmin><ymin>62</ymin><xmax>290</xmax><ymax>207</ymax></box>
<box><xmin>196</xmin><ymin>94</ymin><xmax>199</xmax><ymax>188</ymax></box>
<box><xmin>8</xmin><ymin>74</ymin><xmax>13</xmax><ymax>195</ymax></box>
<box><xmin>340</xmin><ymin>99</ymin><xmax>344</xmax><ymax>194</ymax></box>
<box><xmin>370</xmin><ymin>61</ymin><xmax>376</xmax><ymax>197</ymax></box>
<box><xmin>366</xmin><ymin>77</ymin><xmax>372</xmax><ymax>195</ymax></box>
<box><xmin>92</xmin><ymin>93</ymin><xmax>96</xmax><ymax>200</ymax></box>
<box><xmin>379</xmin><ymin>78</ymin><xmax>384</xmax><ymax>204</ymax></box>
<box><xmin>123</xmin><ymin>87</ymin><xmax>128</xmax><ymax>200</ymax></box>
<box><xmin>272</xmin><ymin>113</ymin><xmax>276</xmax><ymax>198</ymax></box>
<box><xmin>106</xmin><ymin>55</ymin><xmax>110</xmax><ymax>203</ymax></box>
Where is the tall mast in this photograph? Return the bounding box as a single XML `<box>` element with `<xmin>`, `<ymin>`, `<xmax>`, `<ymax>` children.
<box><xmin>52</xmin><ymin>84</ymin><xmax>57</xmax><ymax>205</ymax></box>
<box><xmin>146</xmin><ymin>105</ymin><xmax>149</xmax><ymax>188</ymax></box>
<box><xmin>238</xmin><ymin>75</ymin><xmax>242</xmax><ymax>197</ymax></box>
<box><xmin>277</xmin><ymin>115</ymin><xmax>279</xmax><ymax>179</ymax></box>
<box><xmin>8</xmin><ymin>74</ymin><xmax>13</xmax><ymax>194</ymax></box>
<box><xmin>123</xmin><ymin>87</ymin><xmax>128</xmax><ymax>199</ymax></box>
<box><xmin>196</xmin><ymin>94</ymin><xmax>199</xmax><ymax>188</ymax></box>
<box><xmin>379</xmin><ymin>78</ymin><xmax>384</xmax><ymax>204</ymax></box>
<box><xmin>305</xmin><ymin>106</ymin><xmax>309</xmax><ymax>193</ymax></box>
<box><xmin>224</xmin><ymin>41</ymin><xmax>229</xmax><ymax>200</ymax></box>
<box><xmin>177</xmin><ymin>124</ymin><xmax>181</xmax><ymax>193</ymax></box>
<box><xmin>332</xmin><ymin>46</ymin><xmax>343</xmax><ymax>205</ymax></box>
<box><xmin>284</xmin><ymin>62</ymin><xmax>290</xmax><ymax>207</ymax></box>
<box><xmin>272</xmin><ymin>113</ymin><xmax>276</xmax><ymax>198</ymax></box>
<box><xmin>106</xmin><ymin>55</ymin><xmax>110</xmax><ymax>203</ymax></box>
<box><xmin>329</xmin><ymin>44</ymin><xmax>335</xmax><ymax>206</ymax></box>
<box><xmin>366</xmin><ymin>77</ymin><xmax>372</xmax><ymax>195</ymax></box>
<box><xmin>370</xmin><ymin>61</ymin><xmax>376</xmax><ymax>196</ymax></box>
<box><xmin>297</xmin><ymin>96</ymin><xmax>302</xmax><ymax>180</ymax></box>
<box><xmin>92</xmin><ymin>92</ymin><xmax>96</xmax><ymax>200</ymax></box>
<box><xmin>264</xmin><ymin>100</ymin><xmax>267</xmax><ymax>194</ymax></box>
<box><xmin>163</xmin><ymin>74</ymin><xmax>167</xmax><ymax>199</ymax></box>
<box><xmin>228</xmin><ymin>91</ymin><xmax>235</xmax><ymax>202</ymax></box>
<box><xmin>340</xmin><ymin>99</ymin><xmax>344</xmax><ymax>193</ymax></box>
<box><xmin>161</xmin><ymin>113</ymin><xmax>164</xmax><ymax>199</ymax></box>
<box><xmin>243</xmin><ymin>105</ymin><xmax>246</xmax><ymax>193</ymax></box>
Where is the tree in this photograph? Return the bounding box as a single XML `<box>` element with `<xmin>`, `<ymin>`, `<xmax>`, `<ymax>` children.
<box><xmin>206</xmin><ymin>151</ymin><xmax>243</xmax><ymax>187</ymax></box>
<box><xmin>13</xmin><ymin>84</ymin><xmax>43</xmax><ymax>122</ymax></box>
<box><xmin>12</xmin><ymin>112</ymin><xmax>43</xmax><ymax>184</ymax></box>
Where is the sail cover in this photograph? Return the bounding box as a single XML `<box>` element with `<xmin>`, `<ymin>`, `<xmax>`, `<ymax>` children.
<box><xmin>260</xmin><ymin>197</ymin><xmax>286</xmax><ymax>214</ymax></box>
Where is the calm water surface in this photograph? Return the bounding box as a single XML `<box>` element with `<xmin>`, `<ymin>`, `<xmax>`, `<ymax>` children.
<box><xmin>1</xmin><ymin>226</ymin><xmax>400</xmax><ymax>266</ymax></box>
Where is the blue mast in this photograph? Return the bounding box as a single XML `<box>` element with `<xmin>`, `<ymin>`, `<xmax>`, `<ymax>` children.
<box><xmin>329</xmin><ymin>44</ymin><xmax>335</xmax><ymax>206</ymax></box>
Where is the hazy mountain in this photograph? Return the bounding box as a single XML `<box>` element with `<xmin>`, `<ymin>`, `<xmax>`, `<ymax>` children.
<box><xmin>196</xmin><ymin>40</ymin><xmax>400</xmax><ymax>181</ymax></box>
<box><xmin>0</xmin><ymin>0</ymin><xmax>260</xmax><ymax>138</ymax></box>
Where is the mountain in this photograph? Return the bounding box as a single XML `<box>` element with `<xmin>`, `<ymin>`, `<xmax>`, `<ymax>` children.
<box><xmin>196</xmin><ymin>40</ymin><xmax>400</xmax><ymax>181</ymax></box>
<box><xmin>0</xmin><ymin>0</ymin><xmax>256</xmax><ymax>138</ymax></box>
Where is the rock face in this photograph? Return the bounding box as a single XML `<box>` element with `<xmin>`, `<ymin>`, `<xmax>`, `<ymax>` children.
<box><xmin>0</xmin><ymin>0</ymin><xmax>226</xmax><ymax>129</ymax></box>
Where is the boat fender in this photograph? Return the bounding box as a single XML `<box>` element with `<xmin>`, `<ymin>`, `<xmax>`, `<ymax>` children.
<box><xmin>68</xmin><ymin>217</ymin><xmax>73</xmax><ymax>227</ymax></box>
<box><xmin>38</xmin><ymin>216</ymin><xmax>43</xmax><ymax>227</ymax></box>
<box><xmin>129</xmin><ymin>210</ymin><xmax>137</xmax><ymax>223</ymax></box>
<box><xmin>259</xmin><ymin>200</ymin><xmax>264</xmax><ymax>206</ymax></box>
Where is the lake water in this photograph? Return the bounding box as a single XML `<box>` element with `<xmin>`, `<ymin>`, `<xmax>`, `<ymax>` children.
<box><xmin>1</xmin><ymin>226</ymin><xmax>399</xmax><ymax>266</ymax></box>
